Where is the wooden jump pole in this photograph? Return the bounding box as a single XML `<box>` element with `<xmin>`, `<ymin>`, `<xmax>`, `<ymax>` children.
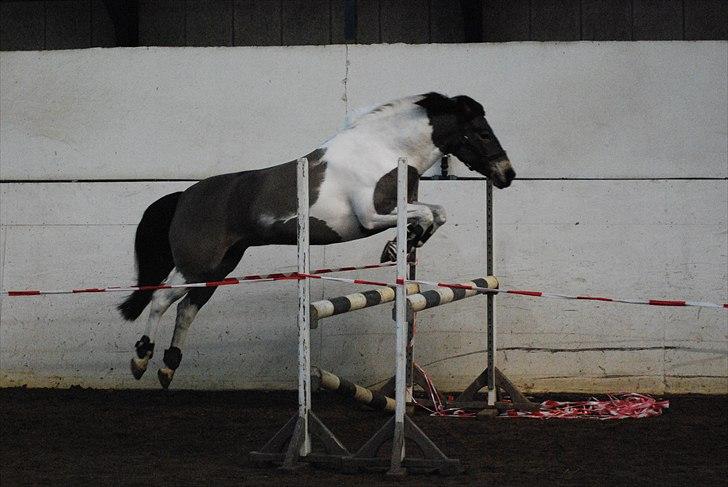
<box><xmin>312</xmin><ymin>366</ymin><xmax>396</xmax><ymax>412</ymax></box>
<box><xmin>309</xmin><ymin>282</ymin><xmax>420</xmax><ymax>327</ymax></box>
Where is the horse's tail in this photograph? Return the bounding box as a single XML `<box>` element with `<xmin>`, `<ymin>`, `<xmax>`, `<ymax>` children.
<box><xmin>118</xmin><ymin>191</ymin><xmax>182</xmax><ymax>321</ymax></box>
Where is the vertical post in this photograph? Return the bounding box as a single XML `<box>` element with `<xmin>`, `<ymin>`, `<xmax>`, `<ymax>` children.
<box><xmin>406</xmin><ymin>250</ymin><xmax>416</xmax><ymax>406</ymax></box>
<box><xmin>486</xmin><ymin>179</ymin><xmax>496</xmax><ymax>406</ymax></box>
<box><xmin>297</xmin><ymin>157</ymin><xmax>311</xmax><ymax>456</ymax></box>
<box><xmin>390</xmin><ymin>157</ymin><xmax>408</xmax><ymax>474</ymax></box>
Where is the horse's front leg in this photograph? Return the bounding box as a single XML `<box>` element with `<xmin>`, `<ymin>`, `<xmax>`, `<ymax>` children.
<box><xmin>379</xmin><ymin>203</ymin><xmax>447</xmax><ymax>262</ymax></box>
<box><xmin>354</xmin><ymin>201</ymin><xmax>447</xmax><ymax>262</ymax></box>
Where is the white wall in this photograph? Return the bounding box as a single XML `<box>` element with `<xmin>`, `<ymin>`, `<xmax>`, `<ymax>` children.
<box><xmin>1</xmin><ymin>42</ymin><xmax>726</xmax><ymax>393</ymax></box>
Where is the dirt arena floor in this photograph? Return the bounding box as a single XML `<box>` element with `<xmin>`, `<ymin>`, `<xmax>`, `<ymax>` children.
<box><xmin>1</xmin><ymin>388</ymin><xmax>725</xmax><ymax>486</ymax></box>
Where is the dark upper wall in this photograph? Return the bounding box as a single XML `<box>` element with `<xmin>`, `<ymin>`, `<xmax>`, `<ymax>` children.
<box><xmin>1</xmin><ymin>0</ymin><xmax>726</xmax><ymax>51</ymax></box>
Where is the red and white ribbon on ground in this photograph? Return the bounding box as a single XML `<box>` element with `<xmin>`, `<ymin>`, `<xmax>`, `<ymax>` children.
<box><xmin>502</xmin><ymin>394</ymin><xmax>670</xmax><ymax>420</ymax></box>
<box><xmin>412</xmin><ymin>363</ymin><xmax>476</xmax><ymax>418</ymax></box>
<box><xmin>412</xmin><ymin>364</ymin><xmax>669</xmax><ymax>420</ymax></box>
<box><xmin>1</xmin><ymin>261</ymin><xmax>396</xmax><ymax>297</ymax></box>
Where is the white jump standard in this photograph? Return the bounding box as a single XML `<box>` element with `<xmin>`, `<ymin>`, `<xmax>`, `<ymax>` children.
<box><xmin>250</xmin><ymin>158</ymin><xmax>349</xmax><ymax>468</ymax></box>
<box><xmin>341</xmin><ymin>158</ymin><xmax>462</xmax><ymax>475</ymax></box>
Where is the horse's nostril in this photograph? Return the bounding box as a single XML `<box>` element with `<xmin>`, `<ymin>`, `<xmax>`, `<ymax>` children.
<box><xmin>505</xmin><ymin>167</ymin><xmax>516</xmax><ymax>180</ymax></box>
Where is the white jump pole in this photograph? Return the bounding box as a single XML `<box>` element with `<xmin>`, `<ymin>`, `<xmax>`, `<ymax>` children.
<box><xmin>486</xmin><ymin>179</ymin><xmax>497</xmax><ymax>406</ymax></box>
<box><xmin>296</xmin><ymin>156</ymin><xmax>312</xmax><ymax>456</ymax></box>
<box><xmin>390</xmin><ymin>156</ymin><xmax>408</xmax><ymax>473</ymax></box>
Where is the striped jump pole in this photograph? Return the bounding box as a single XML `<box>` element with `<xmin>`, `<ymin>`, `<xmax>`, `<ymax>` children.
<box><xmin>311</xmin><ymin>367</ymin><xmax>396</xmax><ymax>412</ymax></box>
<box><xmin>401</xmin><ymin>277</ymin><xmax>499</xmax><ymax>320</ymax></box>
<box><xmin>309</xmin><ymin>282</ymin><xmax>421</xmax><ymax>328</ymax></box>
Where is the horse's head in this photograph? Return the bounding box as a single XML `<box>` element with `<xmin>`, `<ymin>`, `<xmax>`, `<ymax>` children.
<box><xmin>417</xmin><ymin>93</ymin><xmax>516</xmax><ymax>188</ymax></box>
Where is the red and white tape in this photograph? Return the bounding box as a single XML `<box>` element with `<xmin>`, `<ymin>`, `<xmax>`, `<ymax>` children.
<box><xmin>412</xmin><ymin>363</ymin><xmax>669</xmax><ymax>420</ymax></box>
<box><xmin>412</xmin><ymin>363</ymin><xmax>477</xmax><ymax>418</ymax></box>
<box><xmin>1</xmin><ymin>261</ymin><xmax>396</xmax><ymax>297</ymax></box>
<box><xmin>3</xmin><ymin>263</ymin><xmax>725</xmax><ymax>310</ymax></box>
<box><xmin>502</xmin><ymin>394</ymin><xmax>670</xmax><ymax>420</ymax></box>
<box><xmin>300</xmin><ymin>274</ymin><xmax>728</xmax><ymax>311</ymax></box>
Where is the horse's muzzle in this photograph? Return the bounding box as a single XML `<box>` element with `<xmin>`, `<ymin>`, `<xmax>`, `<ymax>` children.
<box><xmin>492</xmin><ymin>158</ymin><xmax>516</xmax><ymax>189</ymax></box>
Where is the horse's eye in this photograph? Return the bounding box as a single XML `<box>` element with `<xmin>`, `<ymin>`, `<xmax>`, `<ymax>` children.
<box><xmin>477</xmin><ymin>133</ymin><xmax>492</xmax><ymax>143</ymax></box>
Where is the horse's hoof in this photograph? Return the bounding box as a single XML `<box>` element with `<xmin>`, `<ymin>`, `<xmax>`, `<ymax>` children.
<box><xmin>130</xmin><ymin>357</ymin><xmax>149</xmax><ymax>380</ymax></box>
<box><xmin>380</xmin><ymin>240</ymin><xmax>397</xmax><ymax>263</ymax></box>
<box><xmin>158</xmin><ymin>367</ymin><xmax>175</xmax><ymax>389</ymax></box>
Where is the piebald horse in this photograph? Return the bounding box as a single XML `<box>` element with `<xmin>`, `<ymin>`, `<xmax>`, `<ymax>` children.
<box><xmin>120</xmin><ymin>92</ymin><xmax>516</xmax><ymax>388</ymax></box>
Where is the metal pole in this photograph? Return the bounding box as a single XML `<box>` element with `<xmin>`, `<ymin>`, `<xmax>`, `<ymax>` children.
<box><xmin>406</xmin><ymin>249</ymin><xmax>416</xmax><ymax>406</ymax></box>
<box><xmin>391</xmin><ymin>157</ymin><xmax>408</xmax><ymax>473</ymax></box>
<box><xmin>297</xmin><ymin>157</ymin><xmax>311</xmax><ymax>455</ymax></box>
<box><xmin>486</xmin><ymin>179</ymin><xmax>496</xmax><ymax>406</ymax></box>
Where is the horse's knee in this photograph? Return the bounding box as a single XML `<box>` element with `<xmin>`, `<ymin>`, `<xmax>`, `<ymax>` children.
<box><xmin>410</xmin><ymin>206</ymin><xmax>434</xmax><ymax>229</ymax></box>
<box><xmin>429</xmin><ymin>205</ymin><xmax>447</xmax><ymax>226</ymax></box>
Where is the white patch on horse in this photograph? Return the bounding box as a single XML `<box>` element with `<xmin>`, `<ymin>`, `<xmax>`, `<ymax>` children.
<box><xmin>143</xmin><ymin>268</ymin><xmax>188</xmax><ymax>339</ymax></box>
<box><xmin>309</xmin><ymin>95</ymin><xmax>442</xmax><ymax>240</ymax></box>
<box><xmin>259</xmin><ymin>213</ymin><xmax>294</xmax><ymax>227</ymax></box>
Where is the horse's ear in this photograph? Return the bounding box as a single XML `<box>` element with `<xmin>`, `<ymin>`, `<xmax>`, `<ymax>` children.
<box><xmin>452</xmin><ymin>95</ymin><xmax>485</xmax><ymax>121</ymax></box>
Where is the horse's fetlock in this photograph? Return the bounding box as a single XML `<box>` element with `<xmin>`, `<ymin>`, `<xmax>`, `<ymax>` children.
<box><xmin>135</xmin><ymin>335</ymin><xmax>155</xmax><ymax>359</ymax></box>
<box><xmin>163</xmin><ymin>346</ymin><xmax>183</xmax><ymax>370</ymax></box>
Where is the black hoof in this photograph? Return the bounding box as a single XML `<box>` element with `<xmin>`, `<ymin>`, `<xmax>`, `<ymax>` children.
<box><xmin>130</xmin><ymin>357</ymin><xmax>149</xmax><ymax>380</ymax></box>
<box><xmin>380</xmin><ymin>240</ymin><xmax>397</xmax><ymax>263</ymax></box>
<box><xmin>158</xmin><ymin>367</ymin><xmax>174</xmax><ymax>389</ymax></box>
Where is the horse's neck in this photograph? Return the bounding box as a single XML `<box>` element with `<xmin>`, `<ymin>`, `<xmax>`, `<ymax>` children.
<box><xmin>329</xmin><ymin>109</ymin><xmax>442</xmax><ymax>174</ymax></box>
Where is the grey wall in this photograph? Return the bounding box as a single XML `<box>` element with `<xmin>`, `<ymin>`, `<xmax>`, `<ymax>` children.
<box><xmin>1</xmin><ymin>42</ymin><xmax>726</xmax><ymax>393</ymax></box>
<box><xmin>2</xmin><ymin>0</ymin><xmax>727</xmax><ymax>51</ymax></box>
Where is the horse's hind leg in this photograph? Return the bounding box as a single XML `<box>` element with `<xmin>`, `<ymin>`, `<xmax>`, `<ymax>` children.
<box><xmin>156</xmin><ymin>287</ymin><xmax>216</xmax><ymax>388</ymax></box>
<box><xmin>156</xmin><ymin>244</ymin><xmax>247</xmax><ymax>389</ymax></box>
<box><xmin>130</xmin><ymin>268</ymin><xmax>188</xmax><ymax>379</ymax></box>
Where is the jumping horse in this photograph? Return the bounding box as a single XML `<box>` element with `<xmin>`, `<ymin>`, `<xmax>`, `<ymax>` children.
<box><xmin>119</xmin><ymin>92</ymin><xmax>516</xmax><ymax>388</ymax></box>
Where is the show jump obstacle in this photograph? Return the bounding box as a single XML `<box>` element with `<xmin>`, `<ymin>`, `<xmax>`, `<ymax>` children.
<box><xmin>250</xmin><ymin>157</ymin><xmax>527</xmax><ymax>475</ymax></box>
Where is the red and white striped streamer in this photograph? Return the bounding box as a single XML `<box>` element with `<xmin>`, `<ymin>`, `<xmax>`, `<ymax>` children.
<box><xmin>301</xmin><ymin>274</ymin><xmax>728</xmax><ymax>311</ymax></box>
<box><xmin>1</xmin><ymin>261</ymin><xmax>396</xmax><ymax>297</ymax></box>
<box><xmin>412</xmin><ymin>363</ymin><xmax>476</xmax><ymax>418</ymax></box>
<box><xmin>3</xmin><ymin>264</ymin><xmax>726</xmax><ymax>310</ymax></box>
